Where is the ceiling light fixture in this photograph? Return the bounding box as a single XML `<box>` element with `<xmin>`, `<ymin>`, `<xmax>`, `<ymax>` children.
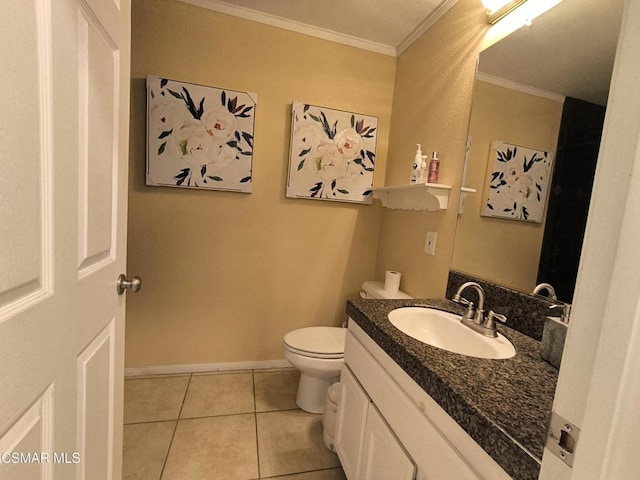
<box><xmin>483</xmin><ymin>0</ymin><xmax>564</xmax><ymax>25</ymax></box>
<box><xmin>483</xmin><ymin>0</ymin><xmax>527</xmax><ymax>24</ymax></box>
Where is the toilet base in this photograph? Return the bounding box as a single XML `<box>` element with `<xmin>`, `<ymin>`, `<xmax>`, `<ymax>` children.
<box><xmin>296</xmin><ymin>373</ymin><xmax>339</xmax><ymax>414</ymax></box>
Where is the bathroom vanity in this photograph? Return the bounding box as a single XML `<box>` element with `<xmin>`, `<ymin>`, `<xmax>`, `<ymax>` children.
<box><xmin>335</xmin><ymin>298</ymin><xmax>559</xmax><ymax>480</ymax></box>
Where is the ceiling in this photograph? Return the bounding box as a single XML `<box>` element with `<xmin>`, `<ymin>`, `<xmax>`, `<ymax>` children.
<box><xmin>479</xmin><ymin>0</ymin><xmax>625</xmax><ymax>105</ymax></box>
<box><xmin>183</xmin><ymin>0</ymin><xmax>625</xmax><ymax>104</ymax></box>
<box><xmin>182</xmin><ymin>0</ymin><xmax>453</xmax><ymax>55</ymax></box>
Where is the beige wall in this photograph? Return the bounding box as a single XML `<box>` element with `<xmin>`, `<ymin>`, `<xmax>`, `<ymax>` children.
<box><xmin>451</xmin><ymin>80</ymin><xmax>564</xmax><ymax>292</ymax></box>
<box><xmin>126</xmin><ymin>0</ymin><xmax>396</xmax><ymax>366</ymax></box>
<box><xmin>374</xmin><ymin>0</ymin><xmax>488</xmax><ymax>298</ymax></box>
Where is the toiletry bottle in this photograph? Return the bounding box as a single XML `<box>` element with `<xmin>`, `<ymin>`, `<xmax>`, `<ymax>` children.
<box><xmin>410</xmin><ymin>144</ymin><xmax>423</xmax><ymax>183</ymax></box>
<box><xmin>427</xmin><ymin>151</ymin><xmax>440</xmax><ymax>183</ymax></box>
<box><xmin>416</xmin><ymin>155</ymin><xmax>428</xmax><ymax>183</ymax></box>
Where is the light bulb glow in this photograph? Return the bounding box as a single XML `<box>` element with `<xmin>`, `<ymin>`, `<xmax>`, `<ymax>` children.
<box><xmin>485</xmin><ymin>0</ymin><xmax>563</xmax><ymax>25</ymax></box>
<box><xmin>483</xmin><ymin>0</ymin><xmax>564</xmax><ymax>47</ymax></box>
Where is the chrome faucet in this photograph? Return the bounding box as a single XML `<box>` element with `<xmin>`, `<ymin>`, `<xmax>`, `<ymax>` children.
<box><xmin>452</xmin><ymin>281</ymin><xmax>485</xmax><ymax>324</ymax></box>
<box><xmin>452</xmin><ymin>281</ymin><xmax>507</xmax><ymax>338</ymax></box>
<box><xmin>549</xmin><ymin>302</ymin><xmax>571</xmax><ymax>324</ymax></box>
<box><xmin>532</xmin><ymin>282</ymin><xmax>558</xmax><ymax>300</ymax></box>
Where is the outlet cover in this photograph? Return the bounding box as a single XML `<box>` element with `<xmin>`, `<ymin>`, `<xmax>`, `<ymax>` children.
<box><xmin>425</xmin><ymin>231</ymin><xmax>437</xmax><ymax>255</ymax></box>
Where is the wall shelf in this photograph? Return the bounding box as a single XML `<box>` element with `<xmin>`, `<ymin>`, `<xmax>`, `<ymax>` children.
<box><xmin>372</xmin><ymin>183</ymin><xmax>452</xmax><ymax>211</ymax></box>
<box><xmin>458</xmin><ymin>186</ymin><xmax>477</xmax><ymax>214</ymax></box>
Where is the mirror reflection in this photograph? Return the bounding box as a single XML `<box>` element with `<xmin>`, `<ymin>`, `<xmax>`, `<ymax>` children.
<box><xmin>451</xmin><ymin>0</ymin><xmax>624</xmax><ymax>303</ymax></box>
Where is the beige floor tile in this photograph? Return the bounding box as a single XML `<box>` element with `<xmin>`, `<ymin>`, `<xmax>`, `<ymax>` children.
<box><xmin>254</xmin><ymin>369</ymin><xmax>299</xmax><ymax>412</ymax></box>
<box><xmin>162</xmin><ymin>414</ymin><xmax>258</xmax><ymax>480</ymax></box>
<box><xmin>257</xmin><ymin>410</ymin><xmax>340</xmax><ymax>478</ymax></box>
<box><xmin>122</xmin><ymin>421</ymin><xmax>175</xmax><ymax>480</ymax></box>
<box><xmin>261</xmin><ymin>467</ymin><xmax>346</xmax><ymax>480</ymax></box>
<box><xmin>124</xmin><ymin>376</ymin><xmax>190</xmax><ymax>424</ymax></box>
<box><xmin>180</xmin><ymin>372</ymin><xmax>254</xmax><ymax>418</ymax></box>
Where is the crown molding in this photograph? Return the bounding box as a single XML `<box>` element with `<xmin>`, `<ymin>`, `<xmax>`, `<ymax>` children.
<box><xmin>397</xmin><ymin>0</ymin><xmax>459</xmax><ymax>55</ymax></box>
<box><xmin>179</xmin><ymin>0</ymin><xmax>398</xmax><ymax>56</ymax></box>
<box><xmin>476</xmin><ymin>71</ymin><xmax>566</xmax><ymax>103</ymax></box>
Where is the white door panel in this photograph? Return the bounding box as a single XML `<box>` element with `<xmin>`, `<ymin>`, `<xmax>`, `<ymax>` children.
<box><xmin>77</xmin><ymin>3</ymin><xmax>118</xmax><ymax>274</ymax></box>
<box><xmin>77</xmin><ymin>321</ymin><xmax>117</xmax><ymax>480</ymax></box>
<box><xmin>0</xmin><ymin>0</ymin><xmax>53</xmax><ymax>321</ymax></box>
<box><xmin>0</xmin><ymin>387</ymin><xmax>55</xmax><ymax>480</ymax></box>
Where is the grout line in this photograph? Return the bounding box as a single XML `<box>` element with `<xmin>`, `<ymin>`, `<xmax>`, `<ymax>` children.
<box><xmin>179</xmin><ymin>410</ymin><xmax>258</xmax><ymax>420</ymax></box>
<box><xmin>123</xmin><ymin>419</ymin><xmax>180</xmax><ymax>426</ymax></box>
<box><xmin>259</xmin><ymin>467</ymin><xmax>344</xmax><ymax>479</ymax></box>
<box><xmin>252</xmin><ymin>369</ymin><xmax>262</xmax><ymax>479</ymax></box>
<box><xmin>175</xmin><ymin>372</ymin><xmax>192</xmax><ymax>421</ymax></box>
<box><xmin>158</xmin><ymin>373</ymin><xmax>193</xmax><ymax>480</ymax></box>
<box><xmin>251</xmin><ymin>368</ymin><xmax>257</xmax><ymax>413</ymax></box>
<box><xmin>254</xmin><ymin>407</ymin><xmax>301</xmax><ymax>414</ymax></box>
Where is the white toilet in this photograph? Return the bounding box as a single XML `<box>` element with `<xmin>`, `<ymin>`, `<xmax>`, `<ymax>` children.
<box><xmin>283</xmin><ymin>281</ymin><xmax>411</xmax><ymax>414</ymax></box>
<box><xmin>283</xmin><ymin>326</ymin><xmax>346</xmax><ymax>413</ymax></box>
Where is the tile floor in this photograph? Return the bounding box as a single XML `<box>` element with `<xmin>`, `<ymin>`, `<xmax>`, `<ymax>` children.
<box><xmin>123</xmin><ymin>368</ymin><xmax>346</xmax><ymax>480</ymax></box>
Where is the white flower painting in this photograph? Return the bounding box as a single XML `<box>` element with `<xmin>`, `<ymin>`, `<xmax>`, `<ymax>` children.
<box><xmin>286</xmin><ymin>102</ymin><xmax>378</xmax><ymax>204</ymax></box>
<box><xmin>146</xmin><ymin>76</ymin><xmax>256</xmax><ymax>192</ymax></box>
<box><xmin>482</xmin><ymin>141</ymin><xmax>554</xmax><ymax>222</ymax></box>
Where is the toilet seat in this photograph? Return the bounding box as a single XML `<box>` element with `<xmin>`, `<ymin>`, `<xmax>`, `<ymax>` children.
<box><xmin>283</xmin><ymin>327</ymin><xmax>346</xmax><ymax>359</ymax></box>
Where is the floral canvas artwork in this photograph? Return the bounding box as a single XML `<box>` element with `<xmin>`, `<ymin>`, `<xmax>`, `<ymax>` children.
<box><xmin>286</xmin><ymin>102</ymin><xmax>378</xmax><ymax>204</ymax></box>
<box><xmin>146</xmin><ymin>76</ymin><xmax>256</xmax><ymax>192</ymax></box>
<box><xmin>482</xmin><ymin>141</ymin><xmax>553</xmax><ymax>222</ymax></box>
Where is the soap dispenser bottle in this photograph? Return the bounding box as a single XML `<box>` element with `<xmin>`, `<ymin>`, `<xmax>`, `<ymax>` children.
<box><xmin>410</xmin><ymin>144</ymin><xmax>423</xmax><ymax>183</ymax></box>
<box><xmin>427</xmin><ymin>151</ymin><xmax>440</xmax><ymax>183</ymax></box>
<box><xmin>416</xmin><ymin>155</ymin><xmax>429</xmax><ymax>183</ymax></box>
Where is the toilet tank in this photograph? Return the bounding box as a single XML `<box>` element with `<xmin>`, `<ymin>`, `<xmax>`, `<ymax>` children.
<box><xmin>361</xmin><ymin>281</ymin><xmax>412</xmax><ymax>299</ymax></box>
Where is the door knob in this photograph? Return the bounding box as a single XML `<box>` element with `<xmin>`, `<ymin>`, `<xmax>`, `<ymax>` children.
<box><xmin>117</xmin><ymin>274</ymin><xmax>142</xmax><ymax>295</ymax></box>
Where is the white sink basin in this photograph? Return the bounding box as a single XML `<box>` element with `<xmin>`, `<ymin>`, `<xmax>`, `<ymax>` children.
<box><xmin>388</xmin><ymin>307</ymin><xmax>516</xmax><ymax>359</ymax></box>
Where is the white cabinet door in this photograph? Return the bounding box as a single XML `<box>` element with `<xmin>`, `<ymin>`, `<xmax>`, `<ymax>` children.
<box><xmin>335</xmin><ymin>366</ymin><xmax>416</xmax><ymax>480</ymax></box>
<box><xmin>335</xmin><ymin>366</ymin><xmax>369</xmax><ymax>480</ymax></box>
<box><xmin>360</xmin><ymin>405</ymin><xmax>416</xmax><ymax>480</ymax></box>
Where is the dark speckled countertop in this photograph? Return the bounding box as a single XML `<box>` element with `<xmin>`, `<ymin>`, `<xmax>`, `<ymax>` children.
<box><xmin>346</xmin><ymin>297</ymin><xmax>559</xmax><ymax>480</ymax></box>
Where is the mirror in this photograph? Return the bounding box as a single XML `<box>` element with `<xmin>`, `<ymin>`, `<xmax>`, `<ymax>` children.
<box><xmin>451</xmin><ymin>0</ymin><xmax>624</xmax><ymax>303</ymax></box>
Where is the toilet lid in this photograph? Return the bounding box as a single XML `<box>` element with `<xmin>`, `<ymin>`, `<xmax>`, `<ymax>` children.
<box><xmin>283</xmin><ymin>327</ymin><xmax>346</xmax><ymax>358</ymax></box>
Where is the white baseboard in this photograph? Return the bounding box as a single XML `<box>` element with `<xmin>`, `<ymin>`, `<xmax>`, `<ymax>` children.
<box><xmin>125</xmin><ymin>359</ymin><xmax>293</xmax><ymax>378</ymax></box>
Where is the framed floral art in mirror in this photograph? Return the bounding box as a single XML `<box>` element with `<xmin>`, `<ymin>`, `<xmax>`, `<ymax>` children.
<box><xmin>481</xmin><ymin>140</ymin><xmax>553</xmax><ymax>222</ymax></box>
<box><xmin>146</xmin><ymin>76</ymin><xmax>257</xmax><ymax>192</ymax></box>
<box><xmin>286</xmin><ymin>102</ymin><xmax>378</xmax><ymax>204</ymax></box>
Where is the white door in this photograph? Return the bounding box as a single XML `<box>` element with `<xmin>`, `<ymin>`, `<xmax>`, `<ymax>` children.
<box><xmin>0</xmin><ymin>0</ymin><xmax>131</xmax><ymax>479</ymax></box>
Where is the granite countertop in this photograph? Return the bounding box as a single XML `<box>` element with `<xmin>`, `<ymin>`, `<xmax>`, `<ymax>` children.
<box><xmin>346</xmin><ymin>297</ymin><xmax>559</xmax><ymax>480</ymax></box>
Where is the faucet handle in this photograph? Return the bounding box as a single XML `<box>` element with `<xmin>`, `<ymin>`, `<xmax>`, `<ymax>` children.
<box><xmin>452</xmin><ymin>293</ymin><xmax>466</xmax><ymax>304</ymax></box>
<box><xmin>454</xmin><ymin>295</ymin><xmax>472</xmax><ymax>307</ymax></box>
<box><xmin>453</xmin><ymin>295</ymin><xmax>475</xmax><ymax>320</ymax></box>
<box><xmin>484</xmin><ymin>310</ymin><xmax>507</xmax><ymax>332</ymax></box>
<box><xmin>549</xmin><ymin>303</ymin><xmax>571</xmax><ymax>323</ymax></box>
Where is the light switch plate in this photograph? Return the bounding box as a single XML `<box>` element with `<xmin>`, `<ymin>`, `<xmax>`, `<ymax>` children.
<box><xmin>425</xmin><ymin>231</ymin><xmax>437</xmax><ymax>255</ymax></box>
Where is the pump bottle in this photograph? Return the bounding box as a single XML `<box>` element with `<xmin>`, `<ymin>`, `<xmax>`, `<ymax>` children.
<box><xmin>410</xmin><ymin>144</ymin><xmax>423</xmax><ymax>183</ymax></box>
<box><xmin>427</xmin><ymin>151</ymin><xmax>440</xmax><ymax>183</ymax></box>
<box><xmin>416</xmin><ymin>156</ymin><xmax>429</xmax><ymax>183</ymax></box>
